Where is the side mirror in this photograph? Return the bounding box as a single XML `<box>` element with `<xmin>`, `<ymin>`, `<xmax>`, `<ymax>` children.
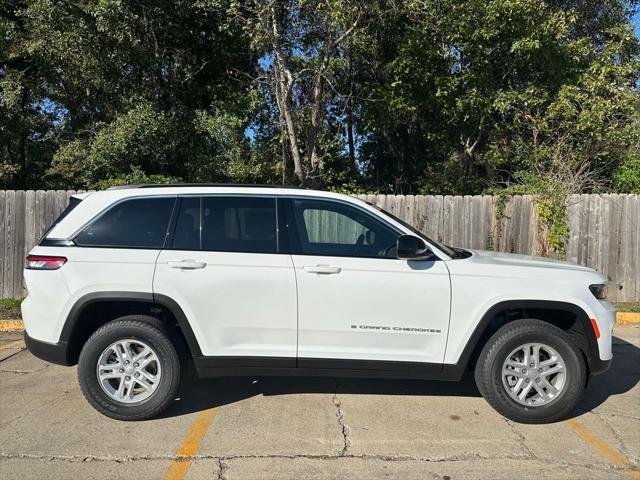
<box><xmin>396</xmin><ymin>235</ymin><xmax>432</xmax><ymax>260</ymax></box>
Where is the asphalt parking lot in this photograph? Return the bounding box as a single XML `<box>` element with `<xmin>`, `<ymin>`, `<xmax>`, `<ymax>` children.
<box><xmin>0</xmin><ymin>326</ymin><xmax>638</xmax><ymax>480</ymax></box>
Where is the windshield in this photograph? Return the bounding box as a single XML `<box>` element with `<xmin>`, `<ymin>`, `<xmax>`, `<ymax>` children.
<box><xmin>370</xmin><ymin>204</ymin><xmax>459</xmax><ymax>258</ymax></box>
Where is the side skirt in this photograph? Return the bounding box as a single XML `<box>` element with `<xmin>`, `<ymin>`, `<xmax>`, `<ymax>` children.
<box><xmin>193</xmin><ymin>356</ymin><xmax>464</xmax><ymax>382</ymax></box>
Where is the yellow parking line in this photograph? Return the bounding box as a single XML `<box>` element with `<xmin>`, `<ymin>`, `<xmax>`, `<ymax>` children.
<box><xmin>617</xmin><ymin>312</ymin><xmax>640</xmax><ymax>325</ymax></box>
<box><xmin>0</xmin><ymin>320</ymin><xmax>24</xmax><ymax>332</ymax></box>
<box><xmin>163</xmin><ymin>407</ymin><xmax>217</xmax><ymax>480</ymax></box>
<box><xmin>565</xmin><ymin>418</ymin><xmax>639</xmax><ymax>479</ymax></box>
<box><xmin>0</xmin><ymin>340</ymin><xmax>24</xmax><ymax>351</ymax></box>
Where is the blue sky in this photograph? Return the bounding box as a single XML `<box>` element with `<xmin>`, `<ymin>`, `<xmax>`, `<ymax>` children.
<box><xmin>634</xmin><ymin>10</ymin><xmax>640</xmax><ymax>38</ymax></box>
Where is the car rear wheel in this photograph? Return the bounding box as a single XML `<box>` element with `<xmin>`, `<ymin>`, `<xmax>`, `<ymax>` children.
<box><xmin>78</xmin><ymin>316</ymin><xmax>181</xmax><ymax>421</ymax></box>
<box><xmin>474</xmin><ymin>319</ymin><xmax>587</xmax><ymax>424</ymax></box>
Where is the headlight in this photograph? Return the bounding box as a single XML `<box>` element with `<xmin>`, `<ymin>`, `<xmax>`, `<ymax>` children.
<box><xmin>589</xmin><ymin>284</ymin><xmax>607</xmax><ymax>300</ymax></box>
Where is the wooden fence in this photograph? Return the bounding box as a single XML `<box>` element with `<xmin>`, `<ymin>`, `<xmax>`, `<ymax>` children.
<box><xmin>1</xmin><ymin>190</ymin><xmax>638</xmax><ymax>302</ymax></box>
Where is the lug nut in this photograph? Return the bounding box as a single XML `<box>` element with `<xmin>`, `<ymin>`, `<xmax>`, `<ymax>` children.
<box><xmin>529</xmin><ymin>363</ymin><xmax>535</xmax><ymax>368</ymax></box>
<box><xmin>125</xmin><ymin>376</ymin><xmax>131</xmax><ymax>381</ymax></box>
<box><xmin>522</xmin><ymin>369</ymin><xmax>527</xmax><ymax>374</ymax></box>
<box><xmin>538</xmin><ymin>368</ymin><xmax>543</xmax><ymax>373</ymax></box>
<box><xmin>134</xmin><ymin>363</ymin><xmax>139</xmax><ymax>368</ymax></box>
<box><xmin>119</xmin><ymin>369</ymin><xmax>124</xmax><ymax>373</ymax></box>
<box><xmin>124</xmin><ymin>360</ymin><xmax>130</xmax><ymax>365</ymax></box>
<box><xmin>535</xmin><ymin>378</ymin><xmax>540</xmax><ymax>383</ymax></box>
<box><xmin>134</xmin><ymin>373</ymin><xmax>139</xmax><ymax>378</ymax></box>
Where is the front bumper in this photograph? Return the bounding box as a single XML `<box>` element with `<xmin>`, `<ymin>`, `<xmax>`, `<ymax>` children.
<box><xmin>24</xmin><ymin>332</ymin><xmax>74</xmax><ymax>366</ymax></box>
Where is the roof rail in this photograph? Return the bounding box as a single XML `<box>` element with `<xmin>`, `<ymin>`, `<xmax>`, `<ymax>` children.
<box><xmin>107</xmin><ymin>183</ymin><xmax>299</xmax><ymax>190</ymax></box>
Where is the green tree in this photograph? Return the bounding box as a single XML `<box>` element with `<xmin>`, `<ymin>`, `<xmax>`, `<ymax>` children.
<box><xmin>352</xmin><ymin>0</ymin><xmax>639</xmax><ymax>193</ymax></box>
<box><xmin>223</xmin><ymin>0</ymin><xmax>370</xmax><ymax>186</ymax></box>
<box><xmin>1</xmin><ymin>0</ymin><xmax>638</xmax><ymax>193</ymax></box>
<box><xmin>2</xmin><ymin>0</ymin><xmax>260</xmax><ymax>188</ymax></box>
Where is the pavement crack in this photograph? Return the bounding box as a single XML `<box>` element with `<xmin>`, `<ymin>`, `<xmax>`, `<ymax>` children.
<box><xmin>503</xmin><ymin>418</ymin><xmax>535</xmax><ymax>459</ymax></box>
<box><xmin>0</xmin><ymin>364</ymin><xmax>51</xmax><ymax>375</ymax></box>
<box><xmin>217</xmin><ymin>458</ymin><xmax>229</xmax><ymax>480</ymax></box>
<box><xmin>591</xmin><ymin>410</ymin><xmax>637</xmax><ymax>465</ymax></box>
<box><xmin>0</xmin><ymin>391</ymin><xmax>70</xmax><ymax>429</ymax></box>
<box><xmin>332</xmin><ymin>379</ymin><xmax>351</xmax><ymax>456</ymax></box>
<box><xmin>2</xmin><ymin>451</ymin><xmax>631</xmax><ymax>474</ymax></box>
<box><xmin>610</xmin><ymin>412</ymin><xmax>640</xmax><ymax>421</ymax></box>
<box><xmin>0</xmin><ymin>348</ymin><xmax>26</xmax><ymax>363</ymax></box>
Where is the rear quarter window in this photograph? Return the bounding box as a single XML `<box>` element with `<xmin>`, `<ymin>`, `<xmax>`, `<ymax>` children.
<box><xmin>74</xmin><ymin>197</ymin><xmax>175</xmax><ymax>248</ymax></box>
<box><xmin>40</xmin><ymin>196</ymin><xmax>83</xmax><ymax>242</ymax></box>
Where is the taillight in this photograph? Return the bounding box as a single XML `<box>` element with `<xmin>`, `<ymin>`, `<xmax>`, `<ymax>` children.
<box><xmin>26</xmin><ymin>255</ymin><xmax>67</xmax><ymax>270</ymax></box>
<box><xmin>590</xmin><ymin>318</ymin><xmax>601</xmax><ymax>339</ymax></box>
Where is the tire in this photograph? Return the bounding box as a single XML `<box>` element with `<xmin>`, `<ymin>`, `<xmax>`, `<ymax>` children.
<box><xmin>78</xmin><ymin>315</ymin><xmax>181</xmax><ymax>421</ymax></box>
<box><xmin>474</xmin><ymin>319</ymin><xmax>586</xmax><ymax>424</ymax></box>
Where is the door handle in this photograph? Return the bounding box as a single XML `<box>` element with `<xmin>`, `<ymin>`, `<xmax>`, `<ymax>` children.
<box><xmin>303</xmin><ymin>265</ymin><xmax>341</xmax><ymax>274</ymax></box>
<box><xmin>168</xmin><ymin>260</ymin><xmax>207</xmax><ymax>270</ymax></box>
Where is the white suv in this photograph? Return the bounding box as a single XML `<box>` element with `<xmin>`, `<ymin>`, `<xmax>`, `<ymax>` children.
<box><xmin>22</xmin><ymin>185</ymin><xmax>614</xmax><ymax>423</ymax></box>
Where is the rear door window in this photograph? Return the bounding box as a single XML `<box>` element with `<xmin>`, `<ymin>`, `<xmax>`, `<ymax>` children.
<box><xmin>171</xmin><ymin>196</ymin><xmax>278</xmax><ymax>253</ymax></box>
<box><xmin>74</xmin><ymin>197</ymin><xmax>175</xmax><ymax>248</ymax></box>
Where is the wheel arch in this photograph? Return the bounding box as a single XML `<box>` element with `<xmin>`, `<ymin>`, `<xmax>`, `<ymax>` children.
<box><xmin>61</xmin><ymin>292</ymin><xmax>202</xmax><ymax>364</ymax></box>
<box><xmin>443</xmin><ymin>300</ymin><xmax>599</xmax><ymax>379</ymax></box>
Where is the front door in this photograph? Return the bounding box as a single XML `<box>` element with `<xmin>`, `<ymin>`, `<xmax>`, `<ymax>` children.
<box><xmin>288</xmin><ymin>198</ymin><xmax>451</xmax><ymax>367</ymax></box>
<box><xmin>154</xmin><ymin>195</ymin><xmax>297</xmax><ymax>362</ymax></box>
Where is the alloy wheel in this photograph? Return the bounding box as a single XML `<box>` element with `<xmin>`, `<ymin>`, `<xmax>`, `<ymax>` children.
<box><xmin>501</xmin><ymin>342</ymin><xmax>567</xmax><ymax>407</ymax></box>
<box><xmin>96</xmin><ymin>339</ymin><xmax>162</xmax><ymax>404</ymax></box>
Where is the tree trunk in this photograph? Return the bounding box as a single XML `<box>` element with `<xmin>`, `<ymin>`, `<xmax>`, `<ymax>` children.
<box><xmin>273</xmin><ymin>60</ymin><xmax>305</xmax><ymax>185</ymax></box>
<box><xmin>346</xmin><ymin>110</ymin><xmax>355</xmax><ymax>173</ymax></box>
<box><xmin>268</xmin><ymin>4</ymin><xmax>305</xmax><ymax>185</ymax></box>
<box><xmin>263</xmin><ymin>4</ymin><xmax>361</xmax><ymax>186</ymax></box>
<box><xmin>306</xmin><ymin>63</ymin><xmax>327</xmax><ymax>184</ymax></box>
<box><xmin>307</xmin><ymin>75</ymin><xmax>324</xmax><ymax>182</ymax></box>
<box><xmin>345</xmin><ymin>52</ymin><xmax>356</xmax><ymax>174</ymax></box>
<box><xmin>461</xmin><ymin>117</ymin><xmax>485</xmax><ymax>174</ymax></box>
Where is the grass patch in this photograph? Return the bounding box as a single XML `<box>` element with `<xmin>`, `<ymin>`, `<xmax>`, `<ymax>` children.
<box><xmin>0</xmin><ymin>298</ymin><xmax>22</xmax><ymax>320</ymax></box>
<box><xmin>613</xmin><ymin>302</ymin><xmax>640</xmax><ymax>313</ymax></box>
<box><xmin>0</xmin><ymin>298</ymin><xmax>22</xmax><ymax>309</ymax></box>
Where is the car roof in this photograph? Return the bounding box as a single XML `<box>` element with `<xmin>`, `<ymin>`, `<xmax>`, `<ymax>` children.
<box><xmin>98</xmin><ymin>184</ymin><xmax>346</xmax><ymax>199</ymax></box>
<box><xmin>106</xmin><ymin>183</ymin><xmax>298</xmax><ymax>190</ymax></box>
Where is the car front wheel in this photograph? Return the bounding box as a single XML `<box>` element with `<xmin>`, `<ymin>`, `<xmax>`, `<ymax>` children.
<box><xmin>78</xmin><ymin>316</ymin><xmax>181</xmax><ymax>421</ymax></box>
<box><xmin>474</xmin><ymin>319</ymin><xmax>587</xmax><ymax>424</ymax></box>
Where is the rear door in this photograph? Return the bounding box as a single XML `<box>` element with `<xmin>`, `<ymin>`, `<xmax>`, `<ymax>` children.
<box><xmin>288</xmin><ymin>198</ymin><xmax>451</xmax><ymax>368</ymax></box>
<box><xmin>153</xmin><ymin>195</ymin><xmax>297</xmax><ymax>363</ymax></box>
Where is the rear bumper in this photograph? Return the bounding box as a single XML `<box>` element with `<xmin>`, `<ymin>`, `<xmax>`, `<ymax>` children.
<box><xmin>590</xmin><ymin>356</ymin><xmax>612</xmax><ymax>376</ymax></box>
<box><xmin>24</xmin><ymin>332</ymin><xmax>74</xmax><ymax>366</ymax></box>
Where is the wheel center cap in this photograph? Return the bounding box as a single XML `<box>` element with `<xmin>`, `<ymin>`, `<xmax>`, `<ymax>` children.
<box><xmin>125</xmin><ymin>366</ymin><xmax>135</xmax><ymax>375</ymax></box>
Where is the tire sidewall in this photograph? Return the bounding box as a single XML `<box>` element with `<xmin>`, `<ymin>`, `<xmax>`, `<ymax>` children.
<box><xmin>78</xmin><ymin>322</ymin><xmax>179</xmax><ymax>420</ymax></box>
<box><xmin>484</xmin><ymin>326</ymin><xmax>586</xmax><ymax>423</ymax></box>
